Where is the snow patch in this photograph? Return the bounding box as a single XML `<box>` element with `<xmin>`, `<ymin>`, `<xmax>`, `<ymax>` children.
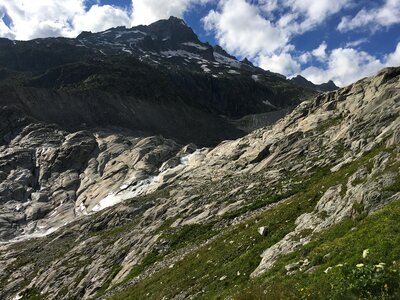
<box><xmin>160</xmin><ymin>50</ymin><xmax>201</xmax><ymax>59</ymax></box>
<box><xmin>180</xmin><ymin>149</ymin><xmax>203</xmax><ymax>165</ymax></box>
<box><xmin>182</xmin><ymin>42</ymin><xmax>208</xmax><ymax>50</ymax></box>
<box><xmin>2</xmin><ymin>226</ymin><xmax>59</xmax><ymax>244</ymax></box>
<box><xmin>214</xmin><ymin>52</ymin><xmax>241</xmax><ymax>69</ymax></box>
<box><xmin>91</xmin><ymin>149</ymin><xmax>205</xmax><ymax>213</ymax></box>
<box><xmin>76</xmin><ymin>202</ymin><xmax>88</xmax><ymax>216</ymax></box>
<box><xmin>228</xmin><ymin>70</ymin><xmax>240</xmax><ymax>75</ymax></box>
<box><xmin>122</xmin><ymin>48</ymin><xmax>132</xmax><ymax>54</ymax></box>
<box><xmin>92</xmin><ymin>176</ymin><xmax>159</xmax><ymax>212</ymax></box>
<box><xmin>262</xmin><ymin>100</ymin><xmax>276</xmax><ymax>108</ymax></box>
<box><xmin>114</xmin><ymin>30</ymin><xmax>147</xmax><ymax>38</ymax></box>
<box><xmin>201</xmin><ymin>65</ymin><xmax>211</xmax><ymax>73</ymax></box>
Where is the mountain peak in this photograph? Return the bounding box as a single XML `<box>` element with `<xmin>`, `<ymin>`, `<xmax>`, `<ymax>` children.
<box><xmin>290</xmin><ymin>75</ymin><xmax>338</xmax><ymax>92</ymax></box>
<box><xmin>76</xmin><ymin>31</ymin><xmax>93</xmax><ymax>39</ymax></box>
<box><xmin>167</xmin><ymin>16</ymin><xmax>187</xmax><ymax>26</ymax></box>
<box><xmin>146</xmin><ymin>16</ymin><xmax>198</xmax><ymax>43</ymax></box>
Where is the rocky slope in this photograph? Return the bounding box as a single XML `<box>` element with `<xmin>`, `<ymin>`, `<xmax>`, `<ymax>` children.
<box><xmin>0</xmin><ymin>66</ymin><xmax>399</xmax><ymax>299</ymax></box>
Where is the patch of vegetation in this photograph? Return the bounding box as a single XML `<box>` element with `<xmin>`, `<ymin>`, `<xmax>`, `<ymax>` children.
<box><xmin>352</xmin><ymin>201</ymin><xmax>365</xmax><ymax>215</ymax></box>
<box><xmin>251</xmin><ymin>197</ymin><xmax>400</xmax><ymax>300</ymax></box>
<box><xmin>95</xmin><ymin>264</ymin><xmax>123</xmax><ymax>298</ymax></box>
<box><xmin>19</xmin><ymin>288</ymin><xmax>43</xmax><ymax>300</ymax></box>
<box><xmin>109</xmin><ymin>143</ymin><xmax>396</xmax><ymax>300</ymax></box>
<box><xmin>386</xmin><ymin>173</ymin><xmax>400</xmax><ymax>193</ymax></box>
<box><xmin>316</xmin><ymin>116</ymin><xmax>343</xmax><ymax>133</ymax></box>
<box><xmin>123</xmin><ymin>222</ymin><xmax>218</xmax><ymax>283</ymax></box>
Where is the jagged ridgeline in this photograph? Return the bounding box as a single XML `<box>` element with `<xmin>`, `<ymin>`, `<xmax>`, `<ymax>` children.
<box><xmin>0</xmin><ymin>17</ymin><xmax>323</xmax><ymax>146</ymax></box>
<box><xmin>0</xmin><ymin>17</ymin><xmax>399</xmax><ymax>300</ymax></box>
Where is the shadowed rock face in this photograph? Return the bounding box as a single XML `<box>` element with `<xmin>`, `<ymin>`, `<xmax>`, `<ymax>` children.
<box><xmin>0</xmin><ymin>67</ymin><xmax>398</xmax><ymax>300</ymax></box>
<box><xmin>0</xmin><ymin>17</ymin><xmax>315</xmax><ymax>148</ymax></box>
<box><xmin>0</xmin><ymin>87</ymin><xmax>245</xmax><ymax>147</ymax></box>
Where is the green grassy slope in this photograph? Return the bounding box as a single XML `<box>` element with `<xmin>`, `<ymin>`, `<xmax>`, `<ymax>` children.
<box><xmin>109</xmin><ymin>145</ymin><xmax>400</xmax><ymax>300</ymax></box>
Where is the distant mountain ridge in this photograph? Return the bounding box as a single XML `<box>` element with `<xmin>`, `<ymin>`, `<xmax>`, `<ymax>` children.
<box><xmin>290</xmin><ymin>74</ymin><xmax>339</xmax><ymax>92</ymax></box>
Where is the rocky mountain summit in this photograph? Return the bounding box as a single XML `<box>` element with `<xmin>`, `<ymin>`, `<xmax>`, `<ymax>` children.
<box><xmin>290</xmin><ymin>74</ymin><xmax>339</xmax><ymax>92</ymax></box>
<box><xmin>0</xmin><ymin>60</ymin><xmax>399</xmax><ymax>300</ymax></box>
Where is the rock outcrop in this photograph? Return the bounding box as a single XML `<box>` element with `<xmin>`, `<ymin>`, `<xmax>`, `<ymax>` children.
<box><xmin>0</xmin><ymin>66</ymin><xmax>398</xmax><ymax>300</ymax></box>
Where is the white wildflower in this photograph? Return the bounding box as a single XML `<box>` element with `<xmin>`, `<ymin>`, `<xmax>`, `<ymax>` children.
<box><xmin>324</xmin><ymin>267</ymin><xmax>332</xmax><ymax>273</ymax></box>
<box><xmin>362</xmin><ymin>249</ymin><xmax>369</xmax><ymax>258</ymax></box>
<box><xmin>356</xmin><ymin>263</ymin><xmax>364</xmax><ymax>268</ymax></box>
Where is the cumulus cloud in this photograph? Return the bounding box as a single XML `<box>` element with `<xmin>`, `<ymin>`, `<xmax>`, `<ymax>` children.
<box><xmin>0</xmin><ymin>0</ymin><xmax>133</xmax><ymax>39</ymax></box>
<box><xmin>73</xmin><ymin>5</ymin><xmax>131</xmax><ymax>33</ymax></box>
<box><xmin>312</xmin><ymin>42</ymin><xmax>327</xmax><ymax>61</ymax></box>
<box><xmin>203</xmin><ymin>0</ymin><xmax>287</xmax><ymax>57</ymax></box>
<box><xmin>0</xmin><ymin>0</ymin><xmax>86</xmax><ymax>39</ymax></box>
<box><xmin>280</xmin><ymin>0</ymin><xmax>352</xmax><ymax>33</ymax></box>
<box><xmin>0</xmin><ymin>12</ymin><xmax>14</xmax><ymax>39</ymax></box>
<box><xmin>201</xmin><ymin>0</ymin><xmax>355</xmax><ymax>77</ymax></box>
<box><xmin>386</xmin><ymin>42</ymin><xmax>400</xmax><ymax>66</ymax></box>
<box><xmin>131</xmin><ymin>0</ymin><xmax>210</xmax><ymax>26</ymax></box>
<box><xmin>338</xmin><ymin>0</ymin><xmax>400</xmax><ymax>32</ymax></box>
<box><xmin>258</xmin><ymin>52</ymin><xmax>301</xmax><ymax>77</ymax></box>
<box><xmin>302</xmin><ymin>42</ymin><xmax>400</xmax><ymax>87</ymax></box>
<box><xmin>0</xmin><ymin>0</ymin><xmax>210</xmax><ymax>40</ymax></box>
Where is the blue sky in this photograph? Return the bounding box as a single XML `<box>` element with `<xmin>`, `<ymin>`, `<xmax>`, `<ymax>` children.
<box><xmin>0</xmin><ymin>0</ymin><xmax>399</xmax><ymax>86</ymax></box>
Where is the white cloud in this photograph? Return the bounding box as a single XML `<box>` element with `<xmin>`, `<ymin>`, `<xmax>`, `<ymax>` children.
<box><xmin>0</xmin><ymin>12</ymin><xmax>14</xmax><ymax>39</ymax></box>
<box><xmin>131</xmin><ymin>0</ymin><xmax>210</xmax><ymax>26</ymax></box>
<box><xmin>0</xmin><ymin>0</ymin><xmax>86</xmax><ymax>39</ymax></box>
<box><xmin>203</xmin><ymin>0</ymin><xmax>287</xmax><ymax>57</ymax></box>
<box><xmin>386</xmin><ymin>42</ymin><xmax>400</xmax><ymax>66</ymax></box>
<box><xmin>202</xmin><ymin>0</ymin><xmax>354</xmax><ymax>79</ymax></box>
<box><xmin>73</xmin><ymin>5</ymin><xmax>131</xmax><ymax>33</ymax></box>
<box><xmin>0</xmin><ymin>0</ymin><xmax>132</xmax><ymax>39</ymax></box>
<box><xmin>338</xmin><ymin>0</ymin><xmax>400</xmax><ymax>32</ymax></box>
<box><xmin>259</xmin><ymin>52</ymin><xmax>301</xmax><ymax>77</ymax></box>
<box><xmin>259</xmin><ymin>0</ymin><xmax>279</xmax><ymax>17</ymax></box>
<box><xmin>312</xmin><ymin>41</ymin><xmax>327</xmax><ymax>61</ymax></box>
<box><xmin>298</xmin><ymin>52</ymin><xmax>311</xmax><ymax>64</ymax></box>
<box><xmin>257</xmin><ymin>0</ymin><xmax>351</xmax><ymax>34</ymax></box>
<box><xmin>0</xmin><ymin>0</ymin><xmax>210</xmax><ymax>40</ymax></box>
<box><xmin>301</xmin><ymin>42</ymin><xmax>400</xmax><ymax>87</ymax></box>
<box><xmin>345</xmin><ymin>38</ymin><xmax>368</xmax><ymax>48</ymax></box>
<box><xmin>283</xmin><ymin>0</ymin><xmax>352</xmax><ymax>33</ymax></box>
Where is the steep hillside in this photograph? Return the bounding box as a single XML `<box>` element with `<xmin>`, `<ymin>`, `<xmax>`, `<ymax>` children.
<box><xmin>0</xmin><ymin>17</ymin><xmax>315</xmax><ymax>146</ymax></box>
<box><xmin>0</xmin><ymin>67</ymin><xmax>399</xmax><ymax>300</ymax></box>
